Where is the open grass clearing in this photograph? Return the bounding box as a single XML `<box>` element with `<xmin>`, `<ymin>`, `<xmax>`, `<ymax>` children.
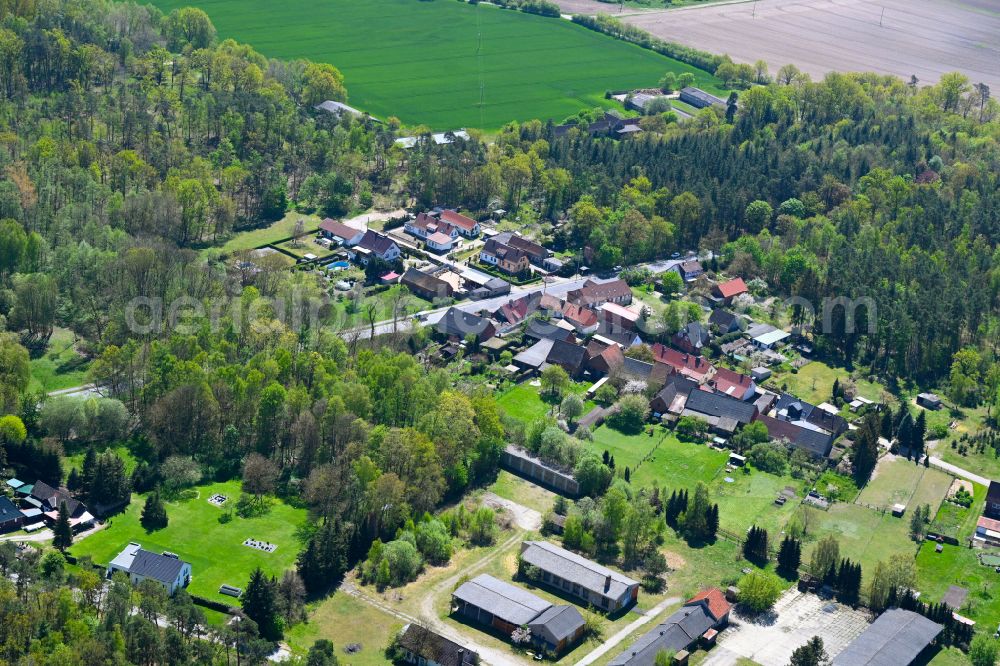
<box><xmin>497</xmin><ymin>381</ymin><xmax>595</xmax><ymax>424</ymax></box>
<box><xmin>629</xmin><ymin>435</ymin><xmax>727</xmax><ymax>490</ymax></box>
<box><xmin>487</xmin><ymin>471</ymin><xmax>558</xmax><ymax>516</ymax></box>
<box><xmin>709</xmin><ymin>467</ymin><xmax>802</xmax><ymax>535</ymax></box>
<box><xmin>28</xmin><ymin>327</ymin><xmax>90</xmax><ymax>394</ymax></box>
<box><xmin>209</xmin><ymin>212</ymin><xmax>321</xmax><ymax>257</ymax></box>
<box><xmin>286</xmin><ymin>592</ymin><xmax>401</xmax><ymax>664</ymax></box>
<box><xmin>930</xmin><ymin>481</ymin><xmax>985</xmax><ymax>541</ymax></box>
<box><xmin>799</xmin><ymin>503</ymin><xmax>917</xmax><ymax>583</ymax></box>
<box><xmin>71</xmin><ymin>480</ymin><xmax>306</xmax><ymax>604</ymax></box>
<box><xmin>915</xmin><ymin>540</ymin><xmax>1000</xmax><ymax>631</ymax></box>
<box><xmin>146</xmin><ymin>0</ymin><xmax>723</xmax><ymax>129</ymax></box>
<box><xmin>857</xmin><ymin>456</ymin><xmax>952</xmax><ymax>513</ymax></box>
<box><xmin>771</xmin><ymin>361</ymin><xmax>883</xmax><ymax>406</ymax></box>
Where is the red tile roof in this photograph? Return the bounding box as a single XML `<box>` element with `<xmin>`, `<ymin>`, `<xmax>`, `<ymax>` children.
<box><xmin>439</xmin><ymin>210</ymin><xmax>477</xmax><ymax>231</ymax></box>
<box><xmin>686</xmin><ymin>588</ymin><xmax>731</xmax><ymax>622</ymax></box>
<box><xmin>651</xmin><ymin>343</ymin><xmax>712</xmax><ymax>381</ymax></box>
<box><xmin>319</xmin><ymin>218</ymin><xmax>362</xmax><ymax>240</ymax></box>
<box><xmin>561</xmin><ymin>302</ymin><xmax>598</xmax><ymax>328</ymax></box>
<box><xmin>715</xmin><ymin>277</ymin><xmax>748</xmax><ymax>299</ymax></box>
<box><xmin>711</xmin><ymin>367</ymin><xmax>754</xmax><ymax>398</ymax></box>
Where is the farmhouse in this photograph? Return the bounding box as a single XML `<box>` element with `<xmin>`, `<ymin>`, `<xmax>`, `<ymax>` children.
<box><xmin>709</xmin><ymin>367</ymin><xmax>756</xmax><ymax>401</ymax></box>
<box><xmin>451</xmin><ymin>575</ymin><xmax>584</xmax><ymax>655</ymax></box>
<box><xmin>438</xmin><ymin>209</ymin><xmax>480</xmax><ymax>238</ymax></box>
<box><xmin>917</xmin><ymin>392</ymin><xmax>943</xmax><ymax>410</ymax></box>
<box><xmin>349</xmin><ymin>230</ymin><xmax>401</xmax><ymax>264</ymax></box>
<box><xmin>0</xmin><ymin>496</ymin><xmax>24</xmax><ymax>533</ymax></box>
<box><xmin>758</xmin><ymin>415</ymin><xmax>834</xmax><ymax>458</ymax></box>
<box><xmin>712</xmin><ymin>277</ymin><xmax>748</xmax><ymax>303</ymax></box>
<box><xmin>480</xmin><ymin>238</ymin><xmax>530</xmax><ymax>275</ymax></box>
<box><xmin>672</xmin><ymin>321</ymin><xmax>710</xmax><ymax>354</ymax></box>
<box><xmin>565</xmin><ymin>279</ymin><xmax>632</xmax><ymax>308</ymax></box>
<box><xmin>609</xmin><ymin>589</ymin><xmax>731</xmax><ymax>666</ymax></box>
<box><xmin>672</xmin><ymin>259</ymin><xmax>704</xmax><ymax>282</ymax></box>
<box><xmin>650</xmin><ymin>374</ymin><xmax>701</xmax><ymax>416</ymax></box>
<box><xmin>493</xmin><ymin>232</ymin><xmax>549</xmax><ymax>266</ymax></box>
<box><xmin>679</xmin><ymin>87</ymin><xmax>726</xmax><ymax>109</ymax></box>
<box><xmin>683</xmin><ymin>390</ymin><xmax>758</xmax><ymax>436</ymax></box>
<box><xmin>708</xmin><ymin>308</ymin><xmax>741</xmax><ymax>334</ymax></box>
<box><xmin>400</xmin><ymin>268</ymin><xmax>454</xmax><ymax>301</ymax></box>
<box><xmin>560</xmin><ymin>302</ymin><xmax>600</xmax><ymax>334</ymax></box>
<box><xmin>107</xmin><ymin>543</ymin><xmax>192</xmax><ymax>595</ymax></box>
<box><xmin>436</xmin><ymin>308</ymin><xmax>495</xmax><ymax>343</ymax></box>
<box><xmin>501</xmin><ymin>446</ymin><xmax>579</xmax><ymax>496</ymax></box>
<box><xmin>520</xmin><ymin>540</ymin><xmax>640</xmax><ymax>611</ymax></box>
<box><xmin>318</xmin><ymin>218</ymin><xmax>364</xmax><ymax>246</ymax></box>
<box><xmin>601</xmin><ymin>302</ymin><xmax>642</xmax><ymax>331</ymax></box>
<box><xmin>545</xmin><ymin>339</ymin><xmax>588</xmax><ymax>378</ymax></box>
<box><xmin>426</xmin><ymin>231</ymin><xmax>455</xmax><ymax>252</ymax></box>
<box><xmin>832</xmin><ymin>608</ymin><xmax>942</xmax><ymax>666</ymax></box>
<box><xmin>396</xmin><ymin>623</ymin><xmax>479</xmax><ymax>666</ymax></box>
<box><xmin>651</xmin><ymin>344</ymin><xmax>713</xmax><ymax>383</ymax></box>
<box><xmin>985</xmin><ymin>481</ymin><xmax>1000</xmax><ymax>520</ymax></box>
<box><xmin>29</xmin><ymin>480</ymin><xmax>95</xmax><ymax>528</ymax></box>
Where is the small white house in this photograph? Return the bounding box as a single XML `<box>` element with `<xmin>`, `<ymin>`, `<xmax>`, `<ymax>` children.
<box><xmin>107</xmin><ymin>543</ymin><xmax>192</xmax><ymax>595</ymax></box>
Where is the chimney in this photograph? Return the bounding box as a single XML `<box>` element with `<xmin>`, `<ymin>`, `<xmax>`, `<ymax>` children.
<box><xmin>604</xmin><ymin>574</ymin><xmax>611</xmax><ymax>592</ymax></box>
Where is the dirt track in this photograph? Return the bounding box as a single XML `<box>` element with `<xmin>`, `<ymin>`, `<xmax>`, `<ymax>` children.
<box><xmin>555</xmin><ymin>0</ymin><xmax>1000</xmax><ymax>90</ymax></box>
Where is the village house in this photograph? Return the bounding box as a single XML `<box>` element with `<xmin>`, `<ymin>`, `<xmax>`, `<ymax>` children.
<box><xmin>709</xmin><ymin>367</ymin><xmax>756</xmax><ymax>401</ymax></box>
<box><xmin>480</xmin><ymin>237</ymin><xmax>530</xmax><ymax>275</ymax></box>
<box><xmin>452</xmin><ymin>575</ymin><xmax>585</xmax><ymax>656</ymax></box>
<box><xmin>437</xmin><ymin>209</ymin><xmax>480</xmax><ymax>238</ymax></box>
<box><xmin>318</xmin><ymin>218</ymin><xmax>365</xmax><ymax>246</ymax></box>
<box><xmin>651</xmin><ymin>344</ymin><xmax>714</xmax><ymax>383</ymax></box>
<box><xmin>682</xmin><ymin>390</ymin><xmax>758</xmax><ymax>436</ymax></box>
<box><xmin>349</xmin><ymin>230</ymin><xmax>401</xmax><ymax>265</ymax></box>
<box><xmin>708</xmin><ymin>308</ymin><xmax>742</xmax><ymax>334</ymax></box>
<box><xmin>396</xmin><ymin>623</ymin><xmax>479</xmax><ymax>666</ymax></box>
<box><xmin>469</xmin><ymin>277</ymin><xmax>510</xmax><ymax>300</ymax></box>
<box><xmin>435</xmin><ymin>308</ymin><xmax>495</xmax><ymax>343</ymax></box>
<box><xmin>672</xmin><ymin>259</ymin><xmax>704</xmax><ymax>282</ymax></box>
<box><xmin>746</xmin><ymin>323</ymin><xmax>790</xmax><ymax>350</ymax></box>
<box><xmin>566</xmin><ymin>279</ymin><xmax>632</xmax><ymax>308</ymax></box>
<box><xmin>400</xmin><ymin>268</ymin><xmax>454</xmax><ymax>301</ymax></box>
<box><xmin>672</xmin><ymin>321</ymin><xmax>710</xmax><ymax>354</ymax></box>
<box><xmin>107</xmin><ymin>543</ymin><xmax>192</xmax><ymax>595</ymax></box>
<box><xmin>28</xmin><ymin>480</ymin><xmax>94</xmax><ymax>529</ymax></box>
<box><xmin>0</xmin><ymin>496</ymin><xmax>24</xmax><ymax>533</ymax></box>
<box><xmin>757</xmin><ymin>414</ymin><xmax>834</xmax><ymax>458</ymax></box>
<box><xmin>975</xmin><ymin>515</ymin><xmax>1000</xmax><ymax>547</ymax></box>
<box><xmin>712</xmin><ymin>277</ymin><xmax>748</xmax><ymax>303</ymax></box>
<box><xmin>520</xmin><ymin>540</ymin><xmax>640</xmax><ymax>611</ymax></box>
<box><xmin>600</xmin><ymin>302</ymin><xmax>642</xmax><ymax>332</ymax></box>
<box><xmin>650</xmin><ymin>374</ymin><xmax>702</xmax><ymax>416</ymax></box>
<box><xmin>608</xmin><ymin>589</ymin><xmax>731</xmax><ymax>666</ymax></box>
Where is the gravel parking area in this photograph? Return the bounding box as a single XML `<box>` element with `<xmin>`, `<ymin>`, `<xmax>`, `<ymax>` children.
<box><xmin>701</xmin><ymin>589</ymin><xmax>871</xmax><ymax>666</ymax></box>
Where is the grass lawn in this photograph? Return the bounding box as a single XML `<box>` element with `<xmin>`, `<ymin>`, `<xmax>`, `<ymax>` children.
<box><xmin>857</xmin><ymin>457</ymin><xmax>953</xmax><ymax>513</ymax></box>
<box><xmin>146</xmin><ymin>0</ymin><xmax>723</xmax><ymax>129</ymax></box>
<box><xmin>583</xmin><ymin>425</ymin><xmax>670</xmax><ymax>481</ymax></box>
<box><xmin>771</xmin><ymin>361</ymin><xmax>884</xmax><ymax>406</ymax></box>
<box><xmin>211</xmin><ymin>212</ymin><xmax>321</xmax><ymax>256</ymax></box>
<box><xmin>64</xmin><ymin>444</ymin><xmax>138</xmax><ymax>478</ymax></box>
<box><xmin>497</xmin><ymin>382</ymin><xmax>595</xmax><ymax>424</ymax></box>
<box><xmin>915</xmin><ymin>541</ymin><xmax>1000</xmax><ymax>630</ymax></box>
<box><xmin>72</xmin><ymin>480</ymin><xmax>307</xmax><ymax>604</ymax></box>
<box><xmin>930</xmin><ymin>482</ymin><xmax>985</xmax><ymax>541</ymax></box>
<box><xmin>629</xmin><ymin>435</ymin><xmax>727</xmax><ymax>490</ymax></box>
<box><xmin>800</xmin><ymin>503</ymin><xmax>917</xmax><ymax>583</ymax></box>
<box><xmin>287</xmin><ymin>593</ymin><xmax>400</xmax><ymax>664</ymax></box>
<box><xmin>328</xmin><ymin>286</ymin><xmax>434</xmax><ymax>330</ymax></box>
<box><xmin>28</xmin><ymin>327</ymin><xmax>90</xmax><ymax>393</ymax></box>
<box><xmin>487</xmin><ymin>470</ymin><xmax>557</xmax><ymax>516</ymax></box>
<box><xmin>709</xmin><ymin>467</ymin><xmax>802</xmax><ymax>535</ymax></box>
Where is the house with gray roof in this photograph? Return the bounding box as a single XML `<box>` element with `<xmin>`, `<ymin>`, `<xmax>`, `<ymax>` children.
<box><xmin>107</xmin><ymin>543</ymin><xmax>192</xmax><ymax>595</ymax></box>
<box><xmin>519</xmin><ymin>540</ymin><xmax>639</xmax><ymax>611</ymax></box>
<box><xmin>682</xmin><ymin>389</ymin><xmax>758</xmax><ymax>435</ymax></box>
<box><xmin>397</xmin><ymin>623</ymin><xmax>479</xmax><ymax>666</ymax></box>
<box><xmin>609</xmin><ymin>603</ymin><xmax>714</xmax><ymax>666</ymax></box>
<box><xmin>451</xmin><ymin>575</ymin><xmax>584</xmax><ymax>655</ymax></box>
<box><xmin>832</xmin><ymin>608</ymin><xmax>942</xmax><ymax>666</ymax></box>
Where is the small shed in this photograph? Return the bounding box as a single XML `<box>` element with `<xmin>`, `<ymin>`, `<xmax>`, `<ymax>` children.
<box><xmin>728</xmin><ymin>453</ymin><xmax>746</xmax><ymax>467</ymax></box>
<box><xmin>751</xmin><ymin>367</ymin><xmax>772</xmax><ymax>382</ymax></box>
<box><xmin>917</xmin><ymin>393</ymin><xmax>942</xmax><ymax>410</ymax></box>
<box><xmin>892</xmin><ymin>504</ymin><xmax>906</xmax><ymax>517</ymax></box>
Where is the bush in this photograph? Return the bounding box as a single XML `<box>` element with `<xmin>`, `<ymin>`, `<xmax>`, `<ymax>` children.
<box><xmin>606</xmin><ymin>394</ymin><xmax>649</xmax><ymax>434</ymax></box>
<box><xmin>738</xmin><ymin>570</ymin><xmax>782</xmax><ymax>612</ymax></box>
<box><xmin>747</xmin><ymin>442</ymin><xmax>789</xmax><ymax>474</ymax></box>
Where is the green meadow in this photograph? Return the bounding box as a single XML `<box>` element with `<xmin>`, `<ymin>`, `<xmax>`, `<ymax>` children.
<box><xmin>147</xmin><ymin>0</ymin><xmax>722</xmax><ymax>129</ymax></box>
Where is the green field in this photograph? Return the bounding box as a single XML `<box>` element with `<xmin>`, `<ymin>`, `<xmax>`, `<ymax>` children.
<box><xmin>856</xmin><ymin>457</ymin><xmax>953</xmax><ymax>513</ymax></box>
<box><xmin>147</xmin><ymin>0</ymin><xmax>722</xmax><ymax>129</ymax></box>
<box><xmin>72</xmin><ymin>481</ymin><xmax>307</xmax><ymax>604</ymax></box>
<box><xmin>496</xmin><ymin>381</ymin><xmax>595</xmax><ymax>423</ymax></box>
<box><xmin>710</xmin><ymin>467</ymin><xmax>802</xmax><ymax>535</ymax></box>
<box><xmin>29</xmin><ymin>328</ymin><xmax>91</xmax><ymax>393</ymax></box>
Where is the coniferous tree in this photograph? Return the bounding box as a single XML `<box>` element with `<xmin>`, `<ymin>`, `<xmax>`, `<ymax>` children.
<box><xmin>52</xmin><ymin>501</ymin><xmax>73</xmax><ymax>551</ymax></box>
<box><xmin>297</xmin><ymin>520</ymin><xmax>350</xmax><ymax>595</ymax></box>
<box><xmin>851</xmin><ymin>414</ymin><xmax>880</xmax><ymax>484</ymax></box>
<box><xmin>140</xmin><ymin>491</ymin><xmax>168</xmax><ymax>530</ymax></box>
<box><xmin>743</xmin><ymin>525</ymin><xmax>769</xmax><ymax>564</ymax></box>
<box><xmin>777</xmin><ymin>535</ymin><xmax>802</xmax><ymax>579</ymax></box>
<box><xmin>789</xmin><ymin>636</ymin><xmax>829</xmax><ymax>666</ymax></box>
<box><xmin>706</xmin><ymin>503</ymin><xmax>719</xmax><ymax>539</ymax></box>
<box><xmin>242</xmin><ymin>567</ymin><xmax>281</xmax><ymax>641</ymax></box>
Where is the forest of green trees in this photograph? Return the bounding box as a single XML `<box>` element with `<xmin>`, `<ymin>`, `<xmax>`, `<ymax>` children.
<box><xmin>0</xmin><ymin>0</ymin><xmax>996</xmax><ymax>662</ymax></box>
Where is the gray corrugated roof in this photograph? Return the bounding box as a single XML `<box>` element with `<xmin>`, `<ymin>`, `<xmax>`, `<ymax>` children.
<box><xmin>520</xmin><ymin>541</ymin><xmax>638</xmax><ymax>601</ymax></box>
<box><xmin>398</xmin><ymin>624</ymin><xmax>479</xmax><ymax>666</ymax></box>
<box><xmin>129</xmin><ymin>549</ymin><xmax>187</xmax><ymax>585</ymax></box>
<box><xmin>832</xmin><ymin>608</ymin><xmax>942</xmax><ymax>666</ymax></box>
<box><xmin>514</xmin><ymin>339</ymin><xmax>555</xmax><ymax>368</ymax></box>
<box><xmin>453</xmin><ymin>575</ymin><xmax>551</xmax><ymax>626</ymax></box>
<box><xmin>608</xmin><ymin>605</ymin><xmax>714</xmax><ymax>666</ymax></box>
<box><xmin>529</xmin><ymin>605</ymin><xmax>584</xmax><ymax>644</ymax></box>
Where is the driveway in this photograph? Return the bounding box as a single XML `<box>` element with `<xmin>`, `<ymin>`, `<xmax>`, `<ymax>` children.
<box><xmin>928</xmin><ymin>456</ymin><xmax>992</xmax><ymax>488</ymax></box>
<box><xmin>574</xmin><ymin>595</ymin><xmax>681</xmax><ymax>666</ymax></box>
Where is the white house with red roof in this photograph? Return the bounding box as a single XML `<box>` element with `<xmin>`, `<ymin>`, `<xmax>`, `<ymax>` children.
<box><xmin>437</xmin><ymin>209</ymin><xmax>480</xmax><ymax>238</ymax></box>
<box><xmin>712</xmin><ymin>277</ymin><xmax>749</xmax><ymax>303</ymax></box>
<box><xmin>318</xmin><ymin>218</ymin><xmax>364</xmax><ymax>246</ymax></box>
<box><xmin>710</xmin><ymin>366</ymin><xmax>757</xmax><ymax>401</ymax></box>
<box><xmin>651</xmin><ymin>343</ymin><xmax>714</xmax><ymax>383</ymax></box>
